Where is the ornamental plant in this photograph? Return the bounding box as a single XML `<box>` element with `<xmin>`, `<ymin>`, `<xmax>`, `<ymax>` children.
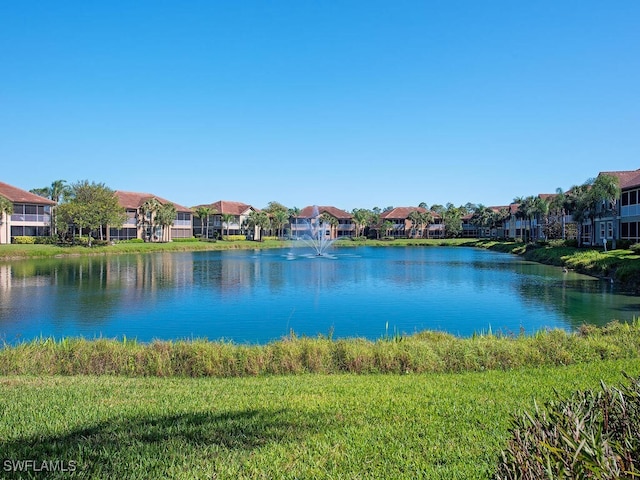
<box><xmin>495</xmin><ymin>374</ymin><xmax>640</xmax><ymax>479</ymax></box>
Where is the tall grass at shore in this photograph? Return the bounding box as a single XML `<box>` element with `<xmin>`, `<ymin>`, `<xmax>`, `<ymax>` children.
<box><xmin>2</xmin><ymin>321</ymin><xmax>639</xmax><ymax>377</ymax></box>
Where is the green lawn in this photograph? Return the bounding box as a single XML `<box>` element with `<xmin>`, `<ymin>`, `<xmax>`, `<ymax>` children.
<box><xmin>1</xmin><ymin>360</ymin><xmax>638</xmax><ymax>479</ymax></box>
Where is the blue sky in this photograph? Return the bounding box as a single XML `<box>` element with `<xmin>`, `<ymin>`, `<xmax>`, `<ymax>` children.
<box><xmin>1</xmin><ymin>1</ymin><xmax>638</xmax><ymax>211</ymax></box>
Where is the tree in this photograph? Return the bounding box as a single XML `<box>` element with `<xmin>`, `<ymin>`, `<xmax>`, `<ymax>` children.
<box><xmin>381</xmin><ymin>220</ymin><xmax>394</xmax><ymax>238</ymax></box>
<box><xmin>30</xmin><ymin>180</ymin><xmax>70</xmax><ymax>237</ymax></box>
<box><xmin>566</xmin><ymin>182</ymin><xmax>592</xmax><ymax>247</ymax></box>
<box><xmin>272</xmin><ymin>210</ymin><xmax>289</xmax><ymax>239</ymax></box>
<box><xmin>49</xmin><ymin>180</ymin><xmax>70</xmax><ymax>204</ymax></box>
<box><xmin>320</xmin><ymin>212</ymin><xmax>339</xmax><ymax>239</ymax></box>
<box><xmin>155</xmin><ymin>203</ymin><xmax>177</xmax><ymax>242</ymax></box>
<box><xmin>369</xmin><ymin>211</ymin><xmax>382</xmax><ymax>239</ymax></box>
<box><xmin>60</xmin><ymin>180</ymin><xmax>125</xmax><ymax>246</ymax></box>
<box><xmin>408</xmin><ymin>210</ymin><xmax>422</xmax><ymax>238</ymax></box>
<box><xmin>470</xmin><ymin>204</ymin><xmax>493</xmax><ymax>237</ymax></box>
<box><xmin>29</xmin><ymin>187</ymin><xmax>51</xmax><ymax>198</ymax></box>
<box><xmin>221</xmin><ymin>213</ymin><xmax>235</xmax><ymax>240</ymax></box>
<box><xmin>140</xmin><ymin>198</ymin><xmax>161</xmax><ymax>242</ymax></box>
<box><xmin>194</xmin><ymin>206</ymin><xmax>214</xmax><ymax>239</ymax></box>
<box><xmin>0</xmin><ymin>195</ymin><xmax>13</xmax><ymax>243</ymax></box>
<box><xmin>420</xmin><ymin>210</ymin><xmax>434</xmax><ymax>239</ymax></box>
<box><xmin>351</xmin><ymin>208</ymin><xmax>371</xmax><ymax>238</ymax></box>
<box><xmin>288</xmin><ymin>207</ymin><xmax>301</xmax><ymax>239</ymax></box>
<box><xmin>591</xmin><ymin>174</ymin><xmax>621</xmax><ymax>247</ymax></box>
<box><xmin>443</xmin><ymin>204</ymin><xmax>463</xmax><ymax>238</ymax></box>
<box><xmin>246</xmin><ymin>210</ymin><xmax>270</xmax><ymax>241</ymax></box>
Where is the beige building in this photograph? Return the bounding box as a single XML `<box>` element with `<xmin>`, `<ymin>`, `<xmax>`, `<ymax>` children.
<box><xmin>0</xmin><ymin>181</ymin><xmax>56</xmax><ymax>244</ymax></box>
<box><xmin>111</xmin><ymin>191</ymin><xmax>193</xmax><ymax>241</ymax></box>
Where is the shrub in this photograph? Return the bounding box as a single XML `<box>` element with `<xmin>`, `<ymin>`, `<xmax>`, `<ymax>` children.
<box><xmin>171</xmin><ymin>237</ymin><xmax>199</xmax><ymax>243</ymax></box>
<box><xmin>117</xmin><ymin>238</ymin><xmax>144</xmax><ymax>244</ymax></box>
<box><xmin>12</xmin><ymin>236</ymin><xmax>36</xmax><ymax>244</ymax></box>
<box><xmin>495</xmin><ymin>374</ymin><xmax>640</xmax><ymax>479</ymax></box>
<box><xmin>630</xmin><ymin>243</ymin><xmax>640</xmax><ymax>254</ymax></box>
<box><xmin>33</xmin><ymin>236</ymin><xmax>58</xmax><ymax>245</ymax></box>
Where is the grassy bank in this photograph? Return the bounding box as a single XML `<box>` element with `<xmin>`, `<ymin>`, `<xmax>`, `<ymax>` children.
<box><xmin>470</xmin><ymin>239</ymin><xmax>640</xmax><ymax>292</ymax></box>
<box><xmin>0</xmin><ymin>360</ymin><xmax>638</xmax><ymax>479</ymax></box>
<box><xmin>0</xmin><ymin>239</ymin><xmax>291</xmax><ymax>260</ymax></box>
<box><xmin>2</xmin><ymin>321</ymin><xmax>639</xmax><ymax>377</ymax></box>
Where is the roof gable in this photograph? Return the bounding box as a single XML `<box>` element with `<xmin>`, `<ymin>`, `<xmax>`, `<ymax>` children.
<box><xmin>192</xmin><ymin>200</ymin><xmax>256</xmax><ymax>216</ymax></box>
<box><xmin>599</xmin><ymin>169</ymin><xmax>640</xmax><ymax>190</ymax></box>
<box><xmin>115</xmin><ymin>191</ymin><xmax>192</xmax><ymax>212</ymax></box>
<box><xmin>0</xmin><ymin>182</ymin><xmax>56</xmax><ymax>205</ymax></box>
<box><xmin>299</xmin><ymin>205</ymin><xmax>352</xmax><ymax>219</ymax></box>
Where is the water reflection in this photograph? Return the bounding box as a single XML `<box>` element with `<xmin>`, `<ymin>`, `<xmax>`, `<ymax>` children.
<box><xmin>0</xmin><ymin>247</ymin><xmax>639</xmax><ymax>344</ymax></box>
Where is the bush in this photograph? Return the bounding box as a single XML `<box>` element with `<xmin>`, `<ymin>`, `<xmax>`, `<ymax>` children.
<box><xmin>117</xmin><ymin>238</ymin><xmax>144</xmax><ymax>244</ymax></box>
<box><xmin>495</xmin><ymin>374</ymin><xmax>640</xmax><ymax>479</ymax></box>
<box><xmin>171</xmin><ymin>237</ymin><xmax>199</xmax><ymax>243</ymax></box>
<box><xmin>225</xmin><ymin>235</ymin><xmax>248</xmax><ymax>241</ymax></box>
<box><xmin>34</xmin><ymin>236</ymin><xmax>58</xmax><ymax>245</ymax></box>
<box><xmin>12</xmin><ymin>236</ymin><xmax>36</xmax><ymax>244</ymax></box>
<box><xmin>630</xmin><ymin>243</ymin><xmax>640</xmax><ymax>254</ymax></box>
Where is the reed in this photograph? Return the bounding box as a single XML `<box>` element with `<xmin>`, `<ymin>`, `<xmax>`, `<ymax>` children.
<box><xmin>2</xmin><ymin>321</ymin><xmax>639</xmax><ymax>377</ymax></box>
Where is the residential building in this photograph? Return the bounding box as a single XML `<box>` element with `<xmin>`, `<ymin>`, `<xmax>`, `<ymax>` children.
<box><xmin>293</xmin><ymin>206</ymin><xmax>355</xmax><ymax>239</ymax></box>
<box><xmin>191</xmin><ymin>200</ymin><xmax>258</xmax><ymax>239</ymax></box>
<box><xmin>0</xmin><ymin>181</ymin><xmax>56</xmax><ymax>244</ymax></box>
<box><xmin>379</xmin><ymin>207</ymin><xmax>443</xmax><ymax>238</ymax></box>
<box><xmin>593</xmin><ymin>169</ymin><xmax>640</xmax><ymax>246</ymax></box>
<box><xmin>111</xmin><ymin>191</ymin><xmax>193</xmax><ymax>241</ymax></box>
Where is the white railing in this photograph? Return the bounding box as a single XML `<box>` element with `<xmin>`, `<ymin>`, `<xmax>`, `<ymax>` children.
<box><xmin>11</xmin><ymin>214</ymin><xmax>51</xmax><ymax>223</ymax></box>
<box><xmin>621</xmin><ymin>205</ymin><xmax>640</xmax><ymax>217</ymax></box>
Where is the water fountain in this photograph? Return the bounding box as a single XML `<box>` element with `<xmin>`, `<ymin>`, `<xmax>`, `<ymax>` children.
<box><xmin>296</xmin><ymin>206</ymin><xmax>337</xmax><ymax>257</ymax></box>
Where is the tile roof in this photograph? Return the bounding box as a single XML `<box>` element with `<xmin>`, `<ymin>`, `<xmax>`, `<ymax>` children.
<box><xmin>599</xmin><ymin>169</ymin><xmax>640</xmax><ymax>189</ymax></box>
<box><xmin>115</xmin><ymin>191</ymin><xmax>192</xmax><ymax>212</ymax></box>
<box><xmin>299</xmin><ymin>206</ymin><xmax>352</xmax><ymax>219</ymax></box>
<box><xmin>0</xmin><ymin>181</ymin><xmax>56</xmax><ymax>205</ymax></box>
<box><xmin>380</xmin><ymin>207</ymin><xmax>433</xmax><ymax>219</ymax></box>
<box><xmin>191</xmin><ymin>200</ymin><xmax>256</xmax><ymax>216</ymax></box>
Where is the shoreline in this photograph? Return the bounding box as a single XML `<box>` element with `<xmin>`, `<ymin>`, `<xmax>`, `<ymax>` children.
<box><xmin>2</xmin><ymin>237</ymin><xmax>639</xmax><ymax>291</ymax></box>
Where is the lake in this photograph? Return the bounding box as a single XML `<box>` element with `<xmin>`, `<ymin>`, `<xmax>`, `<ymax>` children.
<box><xmin>1</xmin><ymin>246</ymin><xmax>639</xmax><ymax>344</ymax></box>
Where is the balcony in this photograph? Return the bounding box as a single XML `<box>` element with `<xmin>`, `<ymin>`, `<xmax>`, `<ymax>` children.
<box><xmin>11</xmin><ymin>214</ymin><xmax>51</xmax><ymax>223</ymax></box>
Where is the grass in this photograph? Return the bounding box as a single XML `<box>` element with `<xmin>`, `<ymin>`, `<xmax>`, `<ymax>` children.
<box><xmin>2</xmin><ymin>321</ymin><xmax>640</xmax><ymax>377</ymax></box>
<box><xmin>0</xmin><ymin>360</ymin><xmax>638</xmax><ymax>479</ymax></box>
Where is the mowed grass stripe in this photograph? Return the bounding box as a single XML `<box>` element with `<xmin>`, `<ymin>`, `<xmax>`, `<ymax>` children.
<box><xmin>1</xmin><ymin>360</ymin><xmax>639</xmax><ymax>479</ymax></box>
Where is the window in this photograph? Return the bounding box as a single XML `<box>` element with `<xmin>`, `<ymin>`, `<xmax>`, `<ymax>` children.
<box><xmin>607</xmin><ymin>222</ymin><xmax>613</xmax><ymax>239</ymax></box>
<box><xmin>622</xmin><ymin>192</ymin><xmax>629</xmax><ymax>206</ymax></box>
<box><xmin>631</xmin><ymin>190</ymin><xmax>638</xmax><ymax>205</ymax></box>
<box><xmin>600</xmin><ymin>223</ymin><xmax>606</xmax><ymax>239</ymax></box>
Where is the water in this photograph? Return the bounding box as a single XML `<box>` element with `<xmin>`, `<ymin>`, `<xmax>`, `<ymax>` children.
<box><xmin>1</xmin><ymin>246</ymin><xmax>639</xmax><ymax>344</ymax></box>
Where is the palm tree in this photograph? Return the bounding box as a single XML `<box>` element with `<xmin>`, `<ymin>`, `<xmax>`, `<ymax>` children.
<box><xmin>566</xmin><ymin>182</ymin><xmax>592</xmax><ymax>247</ymax></box>
<box><xmin>49</xmin><ymin>180</ymin><xmax>70</xmax><ymax>204</ymax></box>
<box><xmin>272</xmin><ymin>210</ymin><xmax>289</xmax><ymax>239</ymax></box>
<box><xmin>351</xmin><ymin>208</ymin><xmax>370</xmax><ymax>238</ymax></box>
<box><xmin>288</xmin><ymin>207</ymin><xmax>301</xmax><ymax>239</ymax></box>
<box><xmin>221</xmin><ymin>213</ymin><xmax>235</xmax><ymax>240</ymax></box>
<box><xmin>591</xmin><ymin>174</ymin><xmax>621</xmax><ymax>247</ymax></box>
<box><xmin>156</xmin><ymin>203</ymin><xmax>177</xmax><ymax>242</ymax></box>
<box><xmin>194</xmin><ymin>206</ymin><xmax>214</xmax><ymax>239</ymax></box>
<box><xmin>140</xmin><ymin>198</ymin><xmax>160</xmax><ymax>242</ymax></box>
<box><xmin>381</xmin><ymin>220</ymin><xmax>394</xmax><ymax>238</ymax></box>
<box><xmin>0</xmin><ymin>195</ymin><xmax>13</xmax><ymax>243</ymax></box>
<box><xmin>420</xmin><ymin>210</ymin><xmax>434</xmax><ymax>239</ymax></box>
<box><xmin>247</xmin><ymin>211</ymin><xmax>270</xmax><ymax>241</ymax></box>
